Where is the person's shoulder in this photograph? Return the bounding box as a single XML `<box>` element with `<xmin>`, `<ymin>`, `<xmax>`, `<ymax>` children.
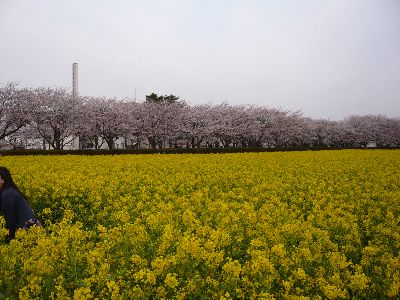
<box><xmin>1</xmin><ymin>188</ymin><xmax>20</xmax><ymax>200</ymax></box>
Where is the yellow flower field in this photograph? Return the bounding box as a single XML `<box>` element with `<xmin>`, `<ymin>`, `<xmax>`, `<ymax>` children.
<box><xmin>0</xmin><ymin>150</ymin><xmax>399</xmax><ymax>299</ymax></box>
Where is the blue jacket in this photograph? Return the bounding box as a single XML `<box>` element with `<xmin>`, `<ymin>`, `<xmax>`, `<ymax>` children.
<box><xmin>0</xmin><ymin>187</ymin><xmax>35</xmax><ymax>239</ymax></box>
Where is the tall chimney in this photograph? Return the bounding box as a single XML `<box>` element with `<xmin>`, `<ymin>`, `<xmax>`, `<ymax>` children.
<box><xmin>72</xmin><ymin>63</ymin><xmax>78</xmax><ymax>98</ymax></box>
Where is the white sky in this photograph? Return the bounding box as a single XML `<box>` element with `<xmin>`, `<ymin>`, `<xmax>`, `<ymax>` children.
<box><xmin>0</xmin><ymin>0</ymin><xmax>399</xmax><ymax>120</ymax></box>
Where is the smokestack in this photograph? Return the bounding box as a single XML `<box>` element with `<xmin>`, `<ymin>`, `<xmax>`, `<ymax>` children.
<box><xmin>72</xmin><ymin>63</ymin><xmax>78</xmax><ymax>98</ymax></box>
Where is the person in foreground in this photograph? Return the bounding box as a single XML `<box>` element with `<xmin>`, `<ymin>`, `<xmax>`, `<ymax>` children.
<box><xmin>0</xmin><ymin>166</ymin><xmax>42</xmax><ymax>242</ymax></box>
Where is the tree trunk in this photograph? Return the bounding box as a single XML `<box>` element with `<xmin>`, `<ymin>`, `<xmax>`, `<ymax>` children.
<box><xmin>148</xmin><ymin>137</ymin><xmax>157</xmax><ymax>149</ymax></box>
<box><xmin>54</xmin><ymin>128</ymin><xmax>62</xmax><ymax>150</ymax></box>
<box><xmin>191</xmin><ymin>136</ymin><xmax>195</xmax><ymax>148</ymax></box>
<box><xmin>106</xmin><ymin>137</ymin><xmax>114</xmax><ymax>150</ymax></box>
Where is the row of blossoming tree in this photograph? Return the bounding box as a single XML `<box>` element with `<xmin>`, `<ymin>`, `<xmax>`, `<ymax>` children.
<box><xmin>1</xmin><ymin>82</ymin><xmax>399</xmax><ymax>150</ymax></box>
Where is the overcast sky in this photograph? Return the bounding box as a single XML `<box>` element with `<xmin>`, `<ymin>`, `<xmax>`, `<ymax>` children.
<box><xmin>0</xmin><ymin>0</ymin><xmax>399</xmax><ymax>119</ymax></box>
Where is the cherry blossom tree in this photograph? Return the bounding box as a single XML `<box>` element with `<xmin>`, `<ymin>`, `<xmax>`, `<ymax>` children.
<box><xmin>84</xmin><ymin>97</ymin><xmax>130</xmax><ymax>150</ymax></box>
<box><xmin>138</xmin><ymin>100</ymin><xmax>186</xmax><ymax>149</ymax></box>
<box><xmin>394</xmin><ymin>118</ymin><xmax>400</xmax><ymax>147</ymax></box>
<box><xmin>80</xmin><ymin>97</ymin><xmax>107</xmax><ymax>149</ymax></box>
<box><xmin>0</xmin><ymin>82</ymin><xmax>32</xmax><ymax>142</ymax></box>
<box><xmin>177</xmin><ymin>104</ymin><xmax>213</xmax><ymax>148</ymax></box>
<box><xmin>5</xmin><ymin>124</ymin><xmax>44</xmax><ymax>149</ymax></box>
<box><xmin>263</xmin><ymin>110</ymin><xmax>304</xmax><ymax>147</ymax></box>
<box><xmin>121</xmin><ymin>100</ymin><xmax>142</xmax><ymax>149</ymax></box>
<box><xmin>310</xmin><ymin>119</ymin><xmax>339</xmax><ymax>147</ymax></box>
<box><xmin>328</xmin><ymin>121</ymin><xmax>354</xmax><ymax>148</ymax></box>
<box><xmin>344</xmin><ymin>115</ymin><xmax>389</xmax><ymax>147</ymax></box>
<box><xmin>208</xmin><ymin>104</ymin><xmax>248</xmax><ymax>148</ymax></box>
<box><xmin>30</xmin><ymin>87</ymin><xmax>84</xmax><ymax>150</ymax></box>
<box><xmin>287</xmin><ymin>114</ymin><xmax>312</xmax><ymax>147</ymax></box>
<box><xmin>236</xmin><ymin>106</ymin><xmax>274</xmax><ymax>148</ymax></box>
<box><xmin>1</xmin><ymin>82</ymin><xmax>399</xmax><ymax>151</ymax></box>
<box><xmin>369</xmin><ymin>115</ymin><xmax>399</xmax><ymax>147</ymax></box>
<box><xmin>388</xmin><ymin>117</ymin><xmax>400</xmax><ymax>147</ymax></box>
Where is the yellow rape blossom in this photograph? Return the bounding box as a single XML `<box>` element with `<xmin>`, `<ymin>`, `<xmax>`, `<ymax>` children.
<box><xmin>164</xmin><ymin>273</ymin><xmax>179</xmax><ymax>289</ymax></box>
<box><xmin>0</xmin><ymin>150</ymin><xmax>398</xmax><ymax>299</ymax></box>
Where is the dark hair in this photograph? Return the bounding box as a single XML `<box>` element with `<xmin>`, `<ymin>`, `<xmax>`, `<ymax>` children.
<box><xmin>0</xmin><ymin>167</ymin><xmax>17</xmax><ymax>190</ymax></box>
<box><xmin>0</xmin><ymin>167</ymin><xmax>28</xmax><ymax>200</ymax></box>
